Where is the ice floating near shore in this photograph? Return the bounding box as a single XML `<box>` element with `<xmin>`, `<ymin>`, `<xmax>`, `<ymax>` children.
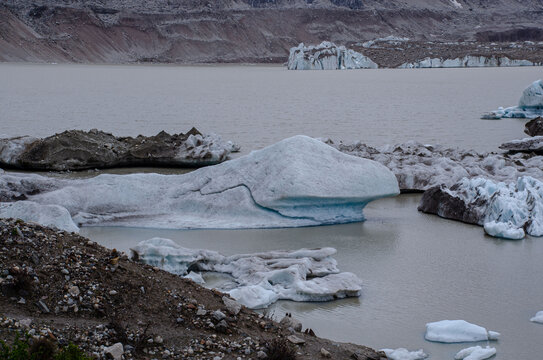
<box><xmin>425</xmin><ymin>320</ymin><xmax>500</xmax><ymax>343</ymax></box>
<box><xmin>131</xmin><ymin>238</ymin><xmax>362</xmax><ymax>309</ymax></box>
<box><xmin>482</xmin><ymin>80</ymin><xmax>543</xmax><ymax>119</ymax></box>
<box><xmin>381</xmin><ymin>348</ymin><xmax>428</xmax><ymax>360</ymax></box>
<box><xmin>0</xmin><ymin>201</ymin><xmax>79</xmax><ymax>233</ymax></box>
<box><xmin>455</xmin><ymin>346</ymin><xmax>497</xmax><ymax>360</ymax></box>
<box><xmin>531</xmin><ymin>311</ymin><xmax>543</xmax><ymax>324</ymax></box>
<box><xmin>419</xmin><ymin>176</ymin><xmax>543</xmax><ymax>239</ymax></box>
<box><xmin>322</xmin><ymin>139</ymin><xmax>543</xmax><ymax>191</ymax></box>
<box><xmin>0</xmin><ymin>136</ymin><xmax>399</xmax><ymax>230</ymax></box>
<box><xmin>288</xmin><ymin>42</ymin><xmax>378</xmax><ymax>70</ymax></box>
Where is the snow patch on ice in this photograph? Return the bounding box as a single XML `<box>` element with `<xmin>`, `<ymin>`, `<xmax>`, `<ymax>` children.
<box><xmin>530</xmin><ymin>310</ymin><xmax>543</xmax><ymax>323</ymax></box>
<box><xmin>288</xmin><ymin>42</ymin><xmax>378</xmax><ymax>70</ymax></box>
<box><xmin>425</xmin><ymin>320</ymin><xmax>499</xmax><ymax>343</ymax></box>
<box><xmin>381</xmin><ymin>348</ymin><xmax>428</xmax><ymax>360</ymax></box>
<box><xmin>455</xmin><ymin>346</ymin><xmax>496</xmax><ymax>360</ymax></box>
<box><xmin>131</xmin><ymin>238</ymin><xmax>362</xmax><ymax>309</ymax></box>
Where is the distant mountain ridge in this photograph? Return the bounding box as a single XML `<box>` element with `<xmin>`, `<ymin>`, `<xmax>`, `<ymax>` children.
<box><xmin>1</xmin><ymin>0</ymin><xmax>543</xmax><ymax>63</ymax></box>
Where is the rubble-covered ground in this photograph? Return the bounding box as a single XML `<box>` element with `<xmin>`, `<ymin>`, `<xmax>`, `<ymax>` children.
<box><xmin>0</xmin><ymin>219</ymin><xmax>385</xmax><ymax>360</ymax></box>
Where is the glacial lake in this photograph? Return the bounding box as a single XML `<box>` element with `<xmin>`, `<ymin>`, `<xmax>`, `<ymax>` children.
<box><xmin>2</xmin><ymin>64</ymin><xmax>543</xmax><ymax>358</ymax></box>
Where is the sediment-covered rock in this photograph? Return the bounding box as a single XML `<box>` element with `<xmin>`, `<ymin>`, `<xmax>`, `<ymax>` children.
<box><xmin>0</xmin><ymin>135</ymin><xmax>399</xmax><ymax>231</ymax></box>
<box><xmin>499</xmin><ymin>136</ymin><xmax>543</xmax><ymax>154</ymax></box>
<box><xmin>482</xmin><ymin>79</ymin><xmax>543</xmax><ymax>119</ymax></box>
<box><xmin>418</xmin><ymin>176</ymin><xmax>543</xmax><ymax>239</ymax></box>
<box><xmin>525</xmin><ymin>116</ymin><xmax>543</xmax><ymax>136</ymax></box>
<box><xmin>455</xmin><ymin>346</ymin><xmax>497</xmax><ymax>360</ymax></box>
<box><xmin>399</xmin><ymin>55</ymin><xmax>539</xmax><ymax>69</ymax></box>
<box><xmin>0</xmin><ymin>128</ymin><xmax>239</xmax><ymax>171</ymax></box>
<box><xmin>323</xmin><ymin>138</ymin><xmax>543</xmax><ymax>192</ymax></box>
<box><xmin>288</xmin><ymin>42</ymin><xmax>378</xmax><ymax>70</ymax></box>
<box><xmin>132</xmin><ymin>238</ymin><xmax>362</xmax><ymax>309</ymax></box>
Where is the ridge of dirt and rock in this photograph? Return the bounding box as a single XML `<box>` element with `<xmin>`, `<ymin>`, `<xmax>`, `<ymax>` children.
<box><xmin>0</xmin><ymin>218</ymin><xmax>385</xmax><ymax>360</ymax></box>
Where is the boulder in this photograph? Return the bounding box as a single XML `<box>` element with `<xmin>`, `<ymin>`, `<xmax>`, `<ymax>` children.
<box><xmin>524</xmin><ymin>116</ymin><xmax>543</xmax><ymax>136</ymax></box>
<box><xmin>0</xmin><ymin>128</ymin><xmax>239</xmax><ymax>171</ymax></box>
<box><xmin>499</xmin><ymin>136</ymin><xmax>543</xmax><ymax>154</ymax></box>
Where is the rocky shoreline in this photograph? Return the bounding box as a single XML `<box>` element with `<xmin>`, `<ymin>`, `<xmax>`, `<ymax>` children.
<box><xmin>0</xmin><ymin>218</ymin><xmax>385</xmax><ymax>360</ymax></box>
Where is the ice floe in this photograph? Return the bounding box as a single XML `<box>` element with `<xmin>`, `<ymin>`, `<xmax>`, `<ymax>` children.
<box><xmin>381</xmin><ymin>348</ymin><xmax>428</xmax><ymax>360</ymax></box>
<box><xmin>530</xmin><ymin>311</ymin><xmax>543</xmax><ymax>324</ymax></box>
<box><xmin>425</xmin><ymin>320</ymin><xmax>499</xmax><ymax>343</ymax></box>
<box><xmin>0</xmin><ymin>136</ymin><xmax>399</xmax><ymax>230</ymax></box>
<box><xmin>131</xmin><ymin>238</ymin><xmax>362</xmax><ymax>309</ymax></box>
<box><xmin>322</xmin><ymin>139</ymin><xmax>543</xmax><ymax>191</ymax></box>
<box><xmin>482</xmin><ymin>80</ymin><xmax>543</xmax><ymax>119</ymax></box>
<box><xmin>418</xmin><ymin>176</ymin><xmax>543</xmax><ymax>239</ymax></box>
<box><xmin>454</xmin><ymin>346</ymin><xmax>496</xmax><ymax>360</ymax></box>
<box><xmin>288</xmin><ymin>42</ymin><xmax>378</xmax><ymax>70</ymax></box>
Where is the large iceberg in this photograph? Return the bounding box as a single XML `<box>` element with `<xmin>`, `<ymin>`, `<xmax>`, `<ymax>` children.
<box><xmin>288</xmin><ymin>42</ymin><xmax>378</xmax><ymax>70</ymax></box>
<box><xmin>321</xmin><ymin>139</ymin><xmax>543</xmax><ymax>192</ymax></box>
<box><xmin>482</xmin><ymin>80</ymin><xmax>543</xmax><ymax>119</ymax></box>
<box><xmin>0</xmin><ymin>136</ymin><xmax>399</xmax><ymax>231</ymax></box>
<box><xmin>425</xmin><ymin>320</ymin><xmax>500</xmax><ymax>343</ymax></box>
<box><xmin>418</xmin><ymin>176</ymin><xmax>543</xmax><ymax>240</ymax></box>
<box><xmin>455</xmin><ymin>346</ymin><xmax>497</xmax><ymax>360</ymax></box>
<box><xmin>131</xmin><ymin>238</ymin><xmax>362</xmax><ymax>309</ymax></box>
<box><xmin>500</xmin><ymin>136</ymin><xmax>543</xmax><ymax>154</ymax></box>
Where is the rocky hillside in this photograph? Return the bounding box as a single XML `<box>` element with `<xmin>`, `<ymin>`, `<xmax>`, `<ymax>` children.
<box><xmin>1</xmin><ymin>0</ymin><xmax>543</xmax><ymax>63</ymax></box>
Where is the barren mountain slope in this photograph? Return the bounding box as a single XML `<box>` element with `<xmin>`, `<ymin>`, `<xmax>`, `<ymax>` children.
<box><xmin>1</xmin><ymin>0</ymin><xmax>543</xmax><ymax>63</ymax></box>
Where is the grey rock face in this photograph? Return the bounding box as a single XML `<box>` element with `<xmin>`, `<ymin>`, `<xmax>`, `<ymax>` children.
<box><xmin>0</xmin><ymin>128</ymin><xmax>239</xmax><ymax>171</ymax></box>
<box><xmin>525</xmin><ymin>117</ymin><xmax>543</xmax><ymax>136</ymax></box>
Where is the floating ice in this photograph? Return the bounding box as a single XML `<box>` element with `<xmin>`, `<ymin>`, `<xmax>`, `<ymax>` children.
<box><xmin>455</xmin><ymin>346</ymin><xmax>496</xmax><ymax>360</ymax></box>
<box><xmin>419</xmin><ymin>176</ymin><xmax>543</xmax><ymax>239</ymax></box>
<box><xmin>362</xmin><ymin>36</ymin><xmax>409</xmax><ymax>49</ymax></box>
<box><xmin>381</xmin><ymin>348</ymin><xmax>428</xmax><ymax>360</ymax></box>
<box><xmin>530</xmin><ymin>311</ymin><xmax>543</xmax><ymax>324</ymax></box>
<box><xmin>500</xmin><ymin>136</ymin><xmax>543</xmax><ymax>154</ymax></box>
<box><xmin>482</xmin><ymin>80</ymin><xmax>543</xmax><ymax>119</ymax></box>
<box><xmin>131</xmin><ymin>238</ymin><xmax>362</xmax><ymax>309</ymax></box>
<box><xmin>425</xmin><ymin>320</ymin><xmax>499</xmax><ymax>343</ymax></box>
<box><xmin>0</xmin><ymin>136</ymin><xmax>399</xmax><ymax>230</ymax></box>
<box><xmin>322</xmin><ymin>139</ymin><xmax>543</xmax><ymax>191</ymax></box>
<box><xmin>0</xmin><ymin>201</ymin><xmax>79</xmax><ymax>233</ymax></box>
<box><xmin>184</xmin><ymin>271</ymin><xmax>205</xmax><ymax>284</ymax></box>
<box><xmin>288</xmin><ymin>42</ymin><xmax>378</xmax><ymax>70</ymax></box>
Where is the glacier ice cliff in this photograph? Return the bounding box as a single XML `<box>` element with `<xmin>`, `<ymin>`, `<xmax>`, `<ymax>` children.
<box><xmin>418</xmin><ymin>176</ymin><xmax>543</xmax><ymax>240</ymax></box>
<box><xmin>321</xmin><ymin>138</ymin><xmax>543</xmax><ymax>192</ymax></box>
<box><xmin>288</xmin><ymin>42</ymin><xmax>378</xmax><ymax>70</ymax></box>
<box><xmin>131</xmin><ymin>238</ymin><xmax>362</xmax><ymax>309</ymax></box>
<box><xmin>425</xmin><ymin>320</ymin><xmax>500</xmax><ymax>343</ymax></box>
<box><xmin>400</xmin><ymin>55</ymin><xmax>539</xmax><ymax>69</ymax></box>
<box><xmin>482</xmin><ymin>80</ymin><xmax>543</xmax><ymax>119</ymax></box>
<box><xmin>0</xmin><ymin>136</ymin><xmax>399</xmax><ymax>231</ymax></box>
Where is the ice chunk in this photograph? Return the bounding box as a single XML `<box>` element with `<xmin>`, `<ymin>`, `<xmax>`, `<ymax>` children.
<box><xmin>455</xmin><ymin>346</ymin><xmax>496</xmax><ymax>360</ymax></box>
<box><xmin>425</xmin><ymin>320</ymin><xmax>499</xmax><ymax>343</ymax></box>
<box><xmin>0</xmin><ymin>201</ymin><xmax>79</xmax><ymax>233</ymax></box>
<box><xmin>484</xmin><ymin>221</ymin><xmax>525</xmax><ymax>240</ymax></box>
<box><xmin>483</xmin><ymin>80</ymin><xmax>543</xmax><ymax>119</ymax></box>
<box><xmin>530</xmin><ymin>310</ymin><xmax>543</xmax><ymax>324</ymax></box>
<box><xmin>0</xmin><ymin>136</ymin><xmax>38</xmax><ymax>166</ymax></box>
<box><xmin>131</xmin><ymin>238</ymin><xmax>362</xmax><ymax>309</ymax></box>
<box><xmin>0</xmin><ymin>135</ymin><xmax>399</xmax><ymax>230</ymax></box>
<box><xmin>184</xmin><ymin>271</ymin><xmax>205</xmax><ymax>284</ymax></box>
<box><xmin>288</xmin><ymin>42</ymin><xmax>377</xmax><ymax>70</ymax></box>
<box><xmin>419</xmin><ymin>176</ymin><xmax>543</xmax><ymax>239</ymax></box>
<box><xmin>381</xmin><ymin>348</ymin><xmax>428</xmax><ymax>360</ymax></box>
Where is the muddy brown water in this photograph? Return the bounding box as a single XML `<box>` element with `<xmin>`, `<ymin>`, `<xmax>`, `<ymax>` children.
<box><xmin>2</xmin><ymin>64</ymin><xmax>543</xmax><ymax>358</ymax></box>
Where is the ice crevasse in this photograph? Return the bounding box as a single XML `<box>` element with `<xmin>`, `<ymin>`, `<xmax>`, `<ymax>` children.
<box><xmin>0</xmin><ymin>135</ymin><xmax>399</xmax><ymax>231</ymax></box>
